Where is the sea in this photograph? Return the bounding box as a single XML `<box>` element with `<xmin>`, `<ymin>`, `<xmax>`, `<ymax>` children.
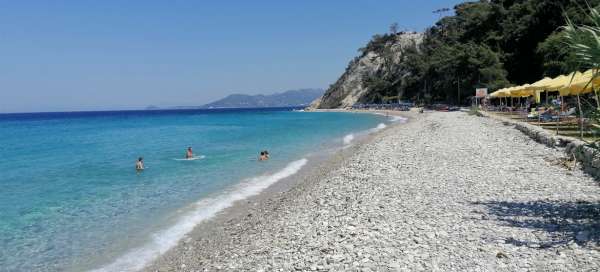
<box><xmin>0</xmin><ymin>107</ymin><xmax>402</xmax><ymax>272</ymax></box>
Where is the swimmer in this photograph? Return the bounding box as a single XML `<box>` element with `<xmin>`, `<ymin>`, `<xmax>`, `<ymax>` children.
<box><xmin>258</xmin><ymin>151</ymin><xmax>268</xmax><ymax>161</ymax></box>
<box><xmin>136</xmin><ymin>157</ymin><xmax>144</xmax><ymax>171</ymax></box>
<box><xmin>186</xmin><ymin>147</ymin><xmax>193</xmax><ymax>159</ymax></box>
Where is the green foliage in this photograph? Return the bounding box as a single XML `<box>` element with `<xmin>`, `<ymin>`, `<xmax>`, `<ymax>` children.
<box><xmin>564</xmin><ymin>2</ymin><xmax>600</xmax><ymax>71</ymax></box>
<box><xmin>358</xmin><ymin>34</ymin><xmax>398</xmax><ymax>56</ymax></box>
<box><xmin>537</xmin><ymin>31</ymin><xmax>579</xmax><ymax>77</ymax></box>
<box><xmin>563</xmin><ymin>1</ymin><xmax>600</xmax><ymax>139</ymax></box>
<box><xmin>424</xmin><ymin>42</ymin><xmax>508</xmax><ymax>103</ymax></box>
<box><xmin>360</xmin><ymin>36</ymin><xmax>423</xmax><ymax>103</ymax></box>
<box><xmin>359</xmin><ymin>0</ymin><xmax>600</xmax><ymax>105</ymax></box>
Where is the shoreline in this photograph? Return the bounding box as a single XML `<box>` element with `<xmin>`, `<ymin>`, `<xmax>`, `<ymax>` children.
<box><xmin>81</xmin><ymin>109</ymin><xmax>410</xmax><ymax>272</ymax></box>
<box><xmin>144</xmin><ymin>109</ymin><xmax>600</xmax><ymax>271</ymax></box>
<box><xmin>139</xmin><ymin>109</ymin><xmax>415</xmax><ymax>271</ymax></box>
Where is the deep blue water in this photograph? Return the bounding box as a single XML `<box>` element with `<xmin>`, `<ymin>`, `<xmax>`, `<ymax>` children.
<box><xmin>0</xmin><ymin>108</ymin><xmax>389</xmax><ymax>272</ymax></box>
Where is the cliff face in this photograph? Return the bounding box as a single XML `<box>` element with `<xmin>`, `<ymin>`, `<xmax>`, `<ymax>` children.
<box><xmin>311</xmin><ymin>32</ymin><xmax>423</xmax><ymax>109</ymax></box>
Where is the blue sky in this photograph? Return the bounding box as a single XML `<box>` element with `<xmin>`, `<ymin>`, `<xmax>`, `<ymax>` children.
<box><xmin>0</xmin><ymin>0</ymin><xmax>463</xmax><ymax>112</ymax></box>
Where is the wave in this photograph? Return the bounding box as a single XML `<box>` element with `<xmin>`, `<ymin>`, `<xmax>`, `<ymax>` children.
<box><xmin>91</xmin><ymin>158</ymin><xmax>308</xmax><ymax>272</ymax></box>
<box><xmin>343</xmin><ymin>134</ymin><xmax>355</xmax><ymax>145</ymax></box>
<box><xmin>372</xmin><ymin>112</ymin><xmax>407</xmax><ymax>123</ymax></box>
<box><xmin>389</xmin><ymin>116</ymin><xmax>407</xmax><ymax>123</ymax></box>
<box><xmin>370</xmin><ymin>123</ymin><xmax>387</xmax><ymax>132</ymax></box>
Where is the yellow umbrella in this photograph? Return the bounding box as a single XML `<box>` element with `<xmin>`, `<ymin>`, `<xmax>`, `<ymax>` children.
<box><xmin>490</xmin><ymin>88</ymin><xmax>510</xmax><ymax>98</ymax></box>
<box><xmin>503</xmin><ymin>87</ymin><xmax>517</xmax><ymax>97</ymax></box>
<box><xmin>529</xmin><ymin>77</ymin><xmax>554</xmax><ymax>102</ymax></box>
<box><xmin>546</xmin><ymin>74</ymin><xmax>576</xmax><ymax>96</ymax></box>
<box><xmin>562</xmin><ymin>69</ymin><xmax>597</xmax><ymax>95</ymax></box>
<box><xmin>506</xmin><ymin>85</ymin><xmax>520</xmax><ymax>96</ymax></box>
<box><xmin>560</xmin><ymin>70</ymin><xmax>597</xmax><ymax>139</ymax></box>
<box><xmin>530</xmin><ymin>77</ymin><xmax>554</xmax><ymax>90</ymax></box>
<box><xmin>490</xmin><ymin>88</ymin><xmax>513</xmax><ymax>110</ymax></box>
<box><xmin>509</xmin><ymin>84</ymin><xmax>537</xmax><ymax>97</ymax></box>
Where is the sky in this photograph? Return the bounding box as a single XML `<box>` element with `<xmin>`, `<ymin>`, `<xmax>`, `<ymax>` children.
<box><xmin>0</xmin><ymin>0</ymin><xmax>464</xmax><ymax>113</ymax></box>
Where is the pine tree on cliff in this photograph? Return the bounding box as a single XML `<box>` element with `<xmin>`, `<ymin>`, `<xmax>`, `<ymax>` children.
<box><xmin>358</xmin><ymin>0</ymin><xmax>600</xmax><ymax>105</ymax></box>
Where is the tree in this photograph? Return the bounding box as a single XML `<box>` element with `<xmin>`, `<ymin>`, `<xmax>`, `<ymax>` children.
<box><xmin>426</xmin><ymin>43</ymin><xmax>508</xmax><ymax>103</ymax></box>
<box><xmin>354</xmin><ymin>0</ymin><xmax>600</xmax><ymax>105</ymax></box>
<box><xmin>537</xmin><ymin>31</ymin><xmax>579</xmax><ymax>77</ymax></box>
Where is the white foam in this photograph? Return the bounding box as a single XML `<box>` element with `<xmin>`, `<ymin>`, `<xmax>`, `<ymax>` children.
<box><xmin>343</xmin><ymin>134</ymin><xmax>355</xmax><ymax>145</ymax></box>
<box><xmin>91</xmin><ymin>158</ymin><xmax>308</xmax><ymax>272</ymax></box>
<box><xmin>369</xmin><ymin>123</ymin><xmax>387</xmax><ymax>132</ymax></box>
<box><xmin>173</xmin><ymin>155</ymin><xmax>206</xmax><ymax>161</ymax></box>
<box><xmin>390</xmin><ymin>116</ymin><xmax>408</xmax><ymax>123</ymax></box>
<box><xmin>371</xmin><ymin>112</ymin><xmax>407</xmax><ymax>123</ymax></box>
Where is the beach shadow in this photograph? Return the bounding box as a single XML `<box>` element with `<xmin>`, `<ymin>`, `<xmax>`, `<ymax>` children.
<box><xmin>473</xmin><ymin>200</ymin><xmax>600</xmax><ymax>248</ymax></box>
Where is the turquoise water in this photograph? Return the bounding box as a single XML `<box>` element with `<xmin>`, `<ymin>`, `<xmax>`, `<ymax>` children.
<box><xmin>0</xmin><ymin>108</ymin><xmax>389</xmax><ymax>272</ymax></box>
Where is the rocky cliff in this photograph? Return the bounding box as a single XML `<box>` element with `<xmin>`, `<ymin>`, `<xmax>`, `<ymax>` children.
<box><xmin>310</xmin><ymin>32</ymin><xmax>423</xmax><ymax>109</ymax></box>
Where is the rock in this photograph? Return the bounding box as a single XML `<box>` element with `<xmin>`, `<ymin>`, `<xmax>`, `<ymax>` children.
<box><xmin>310</xmin><ymin>32</ymin><xmax>423</xmax><ymax>109</ymax></box>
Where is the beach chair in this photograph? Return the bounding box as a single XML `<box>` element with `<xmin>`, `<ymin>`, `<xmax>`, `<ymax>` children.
<box><xmin>560</xmin><ymin>107</ymin><xmax>576</xmax><ymax>117</ymax></box>
<box><xmin>527</xmin><ymin>108</ymin><xmax>538</xmax><ymax>120</ymax></box>
<box><xmin>555</xmin><ymin>108</ymin><xmax>578</xmax><ymax>123</ymax></box>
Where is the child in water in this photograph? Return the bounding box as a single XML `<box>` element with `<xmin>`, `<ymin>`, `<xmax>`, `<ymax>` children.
<box><xmin>136</xmin><ymin>157</ymin><xmax>144</xmax><ymax>171</ymax></box>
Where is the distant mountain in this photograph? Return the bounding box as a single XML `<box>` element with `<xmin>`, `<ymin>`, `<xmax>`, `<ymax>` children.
<box><xmin>201</xmin><ymin>89</ymin><xmax>324</xmax><ymax>109</ymax></box>
<box><xmin>145</xmin><ymin>105</ymin><xmax>160</xmax><ymax>110</ymax></box>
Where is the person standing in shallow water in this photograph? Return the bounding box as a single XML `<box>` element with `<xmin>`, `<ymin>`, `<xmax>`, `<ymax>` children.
<box><xmin>136</xmin><ymin>157</ymin><xmax>144</xmax><ymax>171</ymax></box>
<box><xmin>186</xmin><ymin>147</ymin><xmax>193</xmax><ymax>159</ymax></box>
<box><xmin>259</xmin><ymin>151</ymin><xmax>269</xmax><ymax>161</ymax></box>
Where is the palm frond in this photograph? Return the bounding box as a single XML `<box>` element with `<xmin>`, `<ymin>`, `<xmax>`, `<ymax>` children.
<box><xmin>563</xmin><ymin>3</ymin><xmax>600</xmax><ymax>72</ymax></box>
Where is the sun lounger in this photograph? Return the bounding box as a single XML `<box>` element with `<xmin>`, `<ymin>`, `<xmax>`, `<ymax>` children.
<box><xmin>527</xmin><ymin>109</ymin><xmax>538</xmax><ymax>119</ymax></box>
<box><xmin>560</xmin><ymin>107</ymin><xmax>576</xmax><ymax>117</ymax></box>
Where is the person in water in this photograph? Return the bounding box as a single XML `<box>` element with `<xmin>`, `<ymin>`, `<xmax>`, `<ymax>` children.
<box><xmin>186</xmin><ymin>147</ymin><xmax>193</xmax><ymax>159</ymax></box>
<box><xmin>136</xmin><ymin>157</ymin><xmax>144</xmax><ymax>171</ymax></box>
<box><xmin>259</xmin><ymin>151</ymin><xmax>269</xmax><ymax>161</ymax></box>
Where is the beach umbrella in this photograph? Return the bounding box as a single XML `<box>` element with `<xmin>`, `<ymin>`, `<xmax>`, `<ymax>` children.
<box><xmin>546</xmin><ymin>74</ymin><xmax>576</xmax><ymax>96</ymax></box>
<box><xmin>566</xmin><ymin>70</ymin><xmax>600</xmax><ymax>119</ymax></box>
<box><xmin>503</xmin><ymin>87</ymin><xmax>516</xmax><ymax>100</ymax></box>
<box><xmin>530</xmin><ymin>77</ymin><xmax>554</xmax><ymax>90</ymax></box>
<box><xmin>490</xmin><ymin>88</ymin><xmax>503</xmax><ymax>97</ymax></box>
<box><xmin>555</xmin><ymin>71</ymin><xmax>590</xmax><ymax>139</ymax></box>
<box><xmin>529</xmin><ymin>77</ymin><xmax>554</xmax><ymax>103</ymax></box>
<box><xmin>509</xmin><ymin>84</ymin><xmax>537</xmax><ymax>97</ymax></box>
<box><xmin>560</xmin><ymin>69</ymin><xmax>599</xmax><ymax>95</ymax></box>
<box><xmin>490</xmin><ymin>88</ymin><xmax>510</xmax><ymax>98</ymax></box>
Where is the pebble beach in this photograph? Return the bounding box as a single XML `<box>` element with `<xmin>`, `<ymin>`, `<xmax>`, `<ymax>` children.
<box><xmin>145</xmin><ymin>110</ymin><xmax>600</xmax><ymax>272</ymax></box>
